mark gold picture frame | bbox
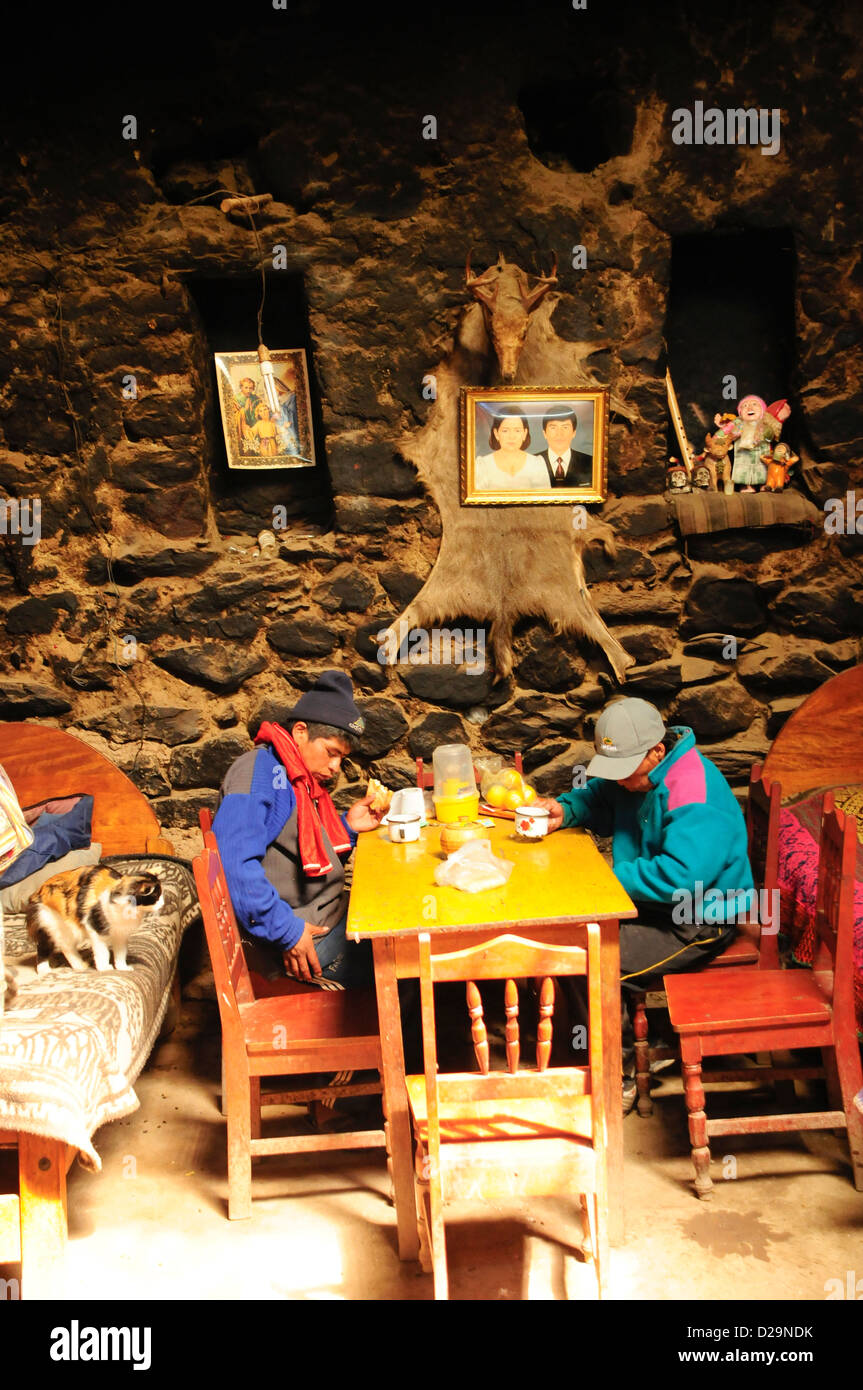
[460,386,608,505]
[215,348,316,470]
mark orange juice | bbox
[433,790,480,823]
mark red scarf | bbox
[255,722,352,877]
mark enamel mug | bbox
[515,806,549,840]
[388,813,422,844]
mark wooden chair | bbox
[192,845,387,1219]
[407,922,611,1299]
[415,751,523,790]
[665,795,863,1199]
[632,762,782,1117]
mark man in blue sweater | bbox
[537,696,754,1108]
[213,671,384,989]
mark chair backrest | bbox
[812,796,858,1021]
[416,752,523,791]
[745,762,782,967]
[192,847,256,1016]
[199,806,214,838]
[416,924,605,1171]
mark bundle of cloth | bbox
[777,788,863,1036]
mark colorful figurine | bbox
[714,396,791,492]
[762,440,798,491]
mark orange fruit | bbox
[503,789,522,812]
[486,784,507,808]
[501,769,523,790]
[521,784,537,803]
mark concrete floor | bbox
[6,994,860,1303]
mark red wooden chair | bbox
[407,923,611,1299]
[415,751,523,790]
[665,795,863,1198]
[632,762,782,1116]
[192,845,387,1219]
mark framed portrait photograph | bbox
[215,348,316,470]
[460,386,608,505]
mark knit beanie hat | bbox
[289,670,365,736]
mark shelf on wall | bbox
[668,489,821,540]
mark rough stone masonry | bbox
[0,2,861,826]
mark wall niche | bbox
[186,273,332,536]
[666,227,797,454]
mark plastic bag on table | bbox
[433,838,513,893]
[474,755,504,800]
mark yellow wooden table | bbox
[347,820,636,1260]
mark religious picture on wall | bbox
[215,349,316,470]
[460,387,608,505]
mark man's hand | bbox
[532,796,565,832]
[283,924,322,982]
[344,791,385,833]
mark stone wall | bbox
[1,1,861,825]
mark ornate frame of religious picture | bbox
[215,348,316,470]
[459,386,608,505]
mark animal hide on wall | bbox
[378,297,636,682]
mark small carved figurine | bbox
[699,427,736,492]
[666,458,691,493]
[692,461,712,490]
[762,440,798,492]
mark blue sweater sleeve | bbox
[613,801,740,909]
[213,777,308,952]
[556,778,616,837]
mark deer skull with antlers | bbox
[465,251,558,381]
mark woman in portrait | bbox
[474,404,549,491]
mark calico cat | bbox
[26,865,164,975]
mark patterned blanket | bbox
[0,856,198,1170]
[777,805,863,1036]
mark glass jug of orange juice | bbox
[432,744,479,823]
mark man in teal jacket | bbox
[538,697,754,1108]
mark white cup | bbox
[515,806,549,840]
[389,787,426,821]
[388,813,422,843]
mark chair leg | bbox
[383,1084,395,1206]
[593,1192,609,1300]
[250,1077,261,1141]
[426,1156,448,1300]
[578,1193,607,1298]
[834,1042,863,1191]
[225,1054,253,1221]
[579,1192,593,1259]
[632,991,653,1117]
[220,1050,228,1118]
[682,1053,713,1200]
[414,1145,432,1275]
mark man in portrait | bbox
[536,405,593,488]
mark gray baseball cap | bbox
[586,698,667,781]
